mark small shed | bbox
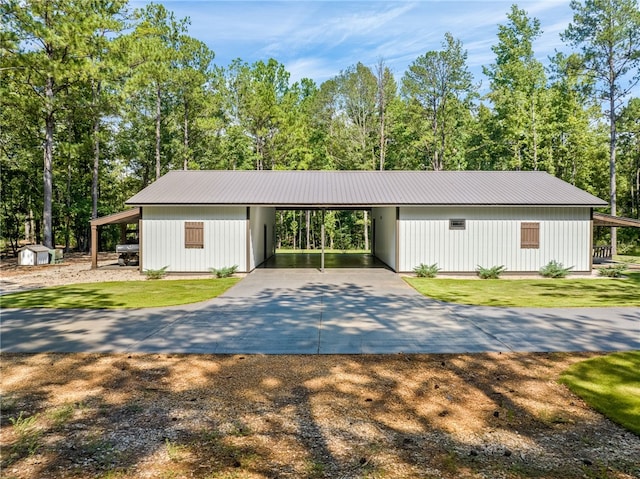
[18,245,50,266]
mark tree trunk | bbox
[155,83,162,180]
[609,87,617,256]
[634,165,640,218]
[278,211,282,249]
[363,210,369,251]
[531,96,538,170]
[376,61,386,171]
[65,161,72,252]
[305,210,311,249]
[43,75,55,248]
[298,211,302,250]
[183,100,189,170]
[92,80,101,220]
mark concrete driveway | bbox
[1,268,638,354]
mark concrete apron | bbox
[1,268,639,354]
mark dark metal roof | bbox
[126,170,607,207]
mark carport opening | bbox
[266,208,385,269]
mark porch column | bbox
[91,224,98,270]
[321,208,325,273]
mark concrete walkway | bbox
[1,269,638,354]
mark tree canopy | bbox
[1,0,639,254]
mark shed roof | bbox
[20,244,51,253]
[126,170,607,207]
[593,212,640,228]
[90,207,140,226]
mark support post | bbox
[589,208,594,271]
[321,208,325,273]
[91,224,98,270]
[395,207,400,273]
[138,219,143,273]
[245,207,251,273]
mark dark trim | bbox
[394,207,400,273]
[245,207,251,273]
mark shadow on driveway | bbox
[1,269,638,354]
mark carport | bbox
[89,208,141,270]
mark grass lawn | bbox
[404,272,640,307]
[0,278,240,309]
[615,254,640,264]
[560,351,640,435]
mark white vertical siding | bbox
[398,207,591,273]
[249,207,276,270]
[142,206,247,272]
[372,207,397,270]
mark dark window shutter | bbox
[185,221,204,248]
[521,222,540,249]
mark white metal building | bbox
[125,170,606,273]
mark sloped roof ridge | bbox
[126,169,606,207]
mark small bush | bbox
[598,263,628,278]
[9,412,42,456]
[617,242,639,255]
[476,265,506,279]
[143,265,168,280]
[210,265,238,278]
[539,260,573,278]
[413,263,440,278]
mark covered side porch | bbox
[592,212,640,261]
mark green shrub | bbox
[617,242,639,255]
[598,263,628,278]
[539,260,573,278]
[210,265,238,278]
[476,265,506,279]
[143,265,169,280]
[413,263,440,278]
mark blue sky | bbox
[131,0,576,89]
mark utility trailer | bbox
[116,244,139,266]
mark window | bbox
[449,219,466,230]
[521,222,540,249]
[185,221,204,248]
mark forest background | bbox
[1,0,639,256]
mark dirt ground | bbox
[0,253,213,294]
[1,256,639,478]
[1,353,639,479]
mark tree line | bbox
[1,0,639,255]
